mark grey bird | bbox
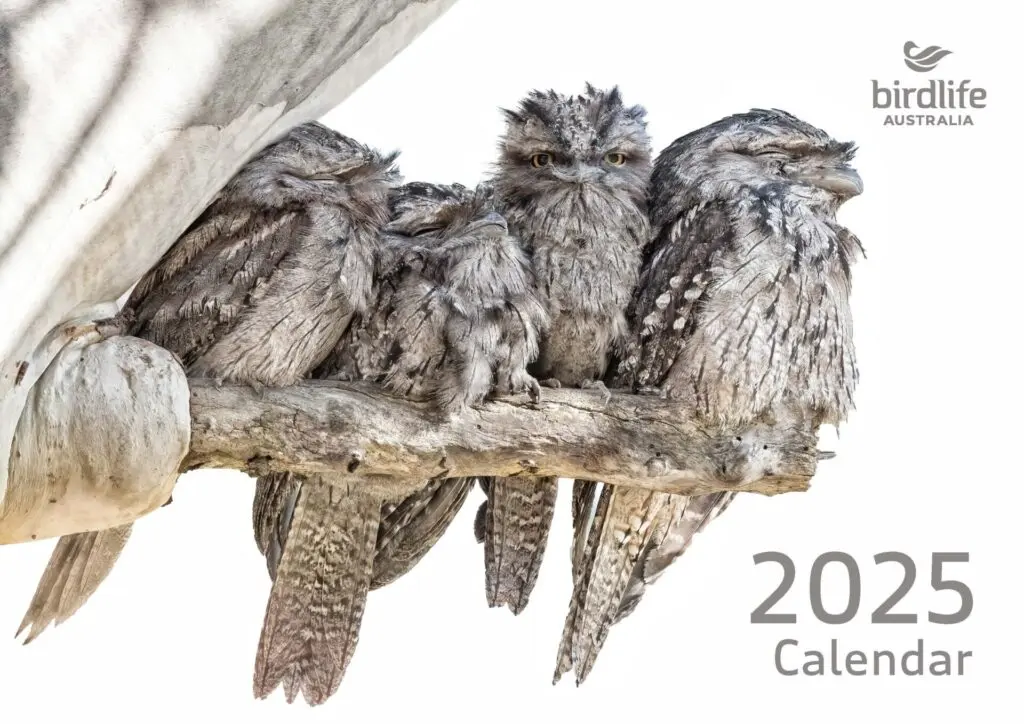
[251,181,549,706]
[471,85,652,615]
[554,108,864,684]
[16,122,399,644]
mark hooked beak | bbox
[465,211,508,235]
[792,165,864,199]
[552,164,603,184]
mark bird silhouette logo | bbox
[903,42,953,72]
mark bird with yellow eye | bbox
[529,151,628,167]
[465,84,653,631]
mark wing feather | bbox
[127,204,307,372]
[371,478,474,589]
[615,200,734,394]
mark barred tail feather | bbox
[483,475,558,614]
[614,491,736,623]
[555,485,669,685]
[17,525,133,643]
[553,480,603,684]
[253,479,380,706]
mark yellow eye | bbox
[530,153,553,168]
[604,152,627,166]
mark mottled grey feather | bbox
[254,480,380,707]
[253,472,303,580]
[16,525,132,643]
[371,477,474,590]
[621,108,862,422]
[554,485,670,684]
[253,181,547,703]
[320,181,548,411]
[556,108,864,683]
[19,123,398,649]
[478,84,652,615]
[482,476,558,614]
[614,491,733,623]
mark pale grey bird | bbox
[251,181,549,706]
[553,108,864,684]
[16,122,399,644]
[471,85,652,615]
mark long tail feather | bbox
[614,491,736,623]
[371,478,473,589]
[483,475,558,614]
[253,478,380,706]
[553,480,601,684]
[253,472,302,579]
[17,525,133,643]
[554,485,670,685]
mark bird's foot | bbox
[579,379,612,407]
[519,374,542,404]
[495,371,542,404]
[90,307,136,340]
[247,379,267,397]
[93,316,128,340]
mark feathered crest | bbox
[500,83,647,132]
[494,84,652,183]
[250,122,401,181]
[387,181,470,217]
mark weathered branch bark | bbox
[186,380,821,497]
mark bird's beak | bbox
[793,165,864,199]
[552,164,602,184]
[466,211,508,235]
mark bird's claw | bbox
[526,377,542,404]
[493,372,542,404]
[247,380,267,397]
[93,312,131,340]
[580,379,612,407]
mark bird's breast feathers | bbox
[680,205,858,424]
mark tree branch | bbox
[186,380,822,497]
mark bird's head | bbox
[651,109,861,227]
[385,182,510,250]
[383,182,536,322]
[232,122,401,224]
[493,84,652,204]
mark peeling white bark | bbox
[0,0,460,502]
[0,334,190,544]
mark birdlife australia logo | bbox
[903,42,952,72]
[871,42,986,127]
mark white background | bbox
[2,0,1021,721]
